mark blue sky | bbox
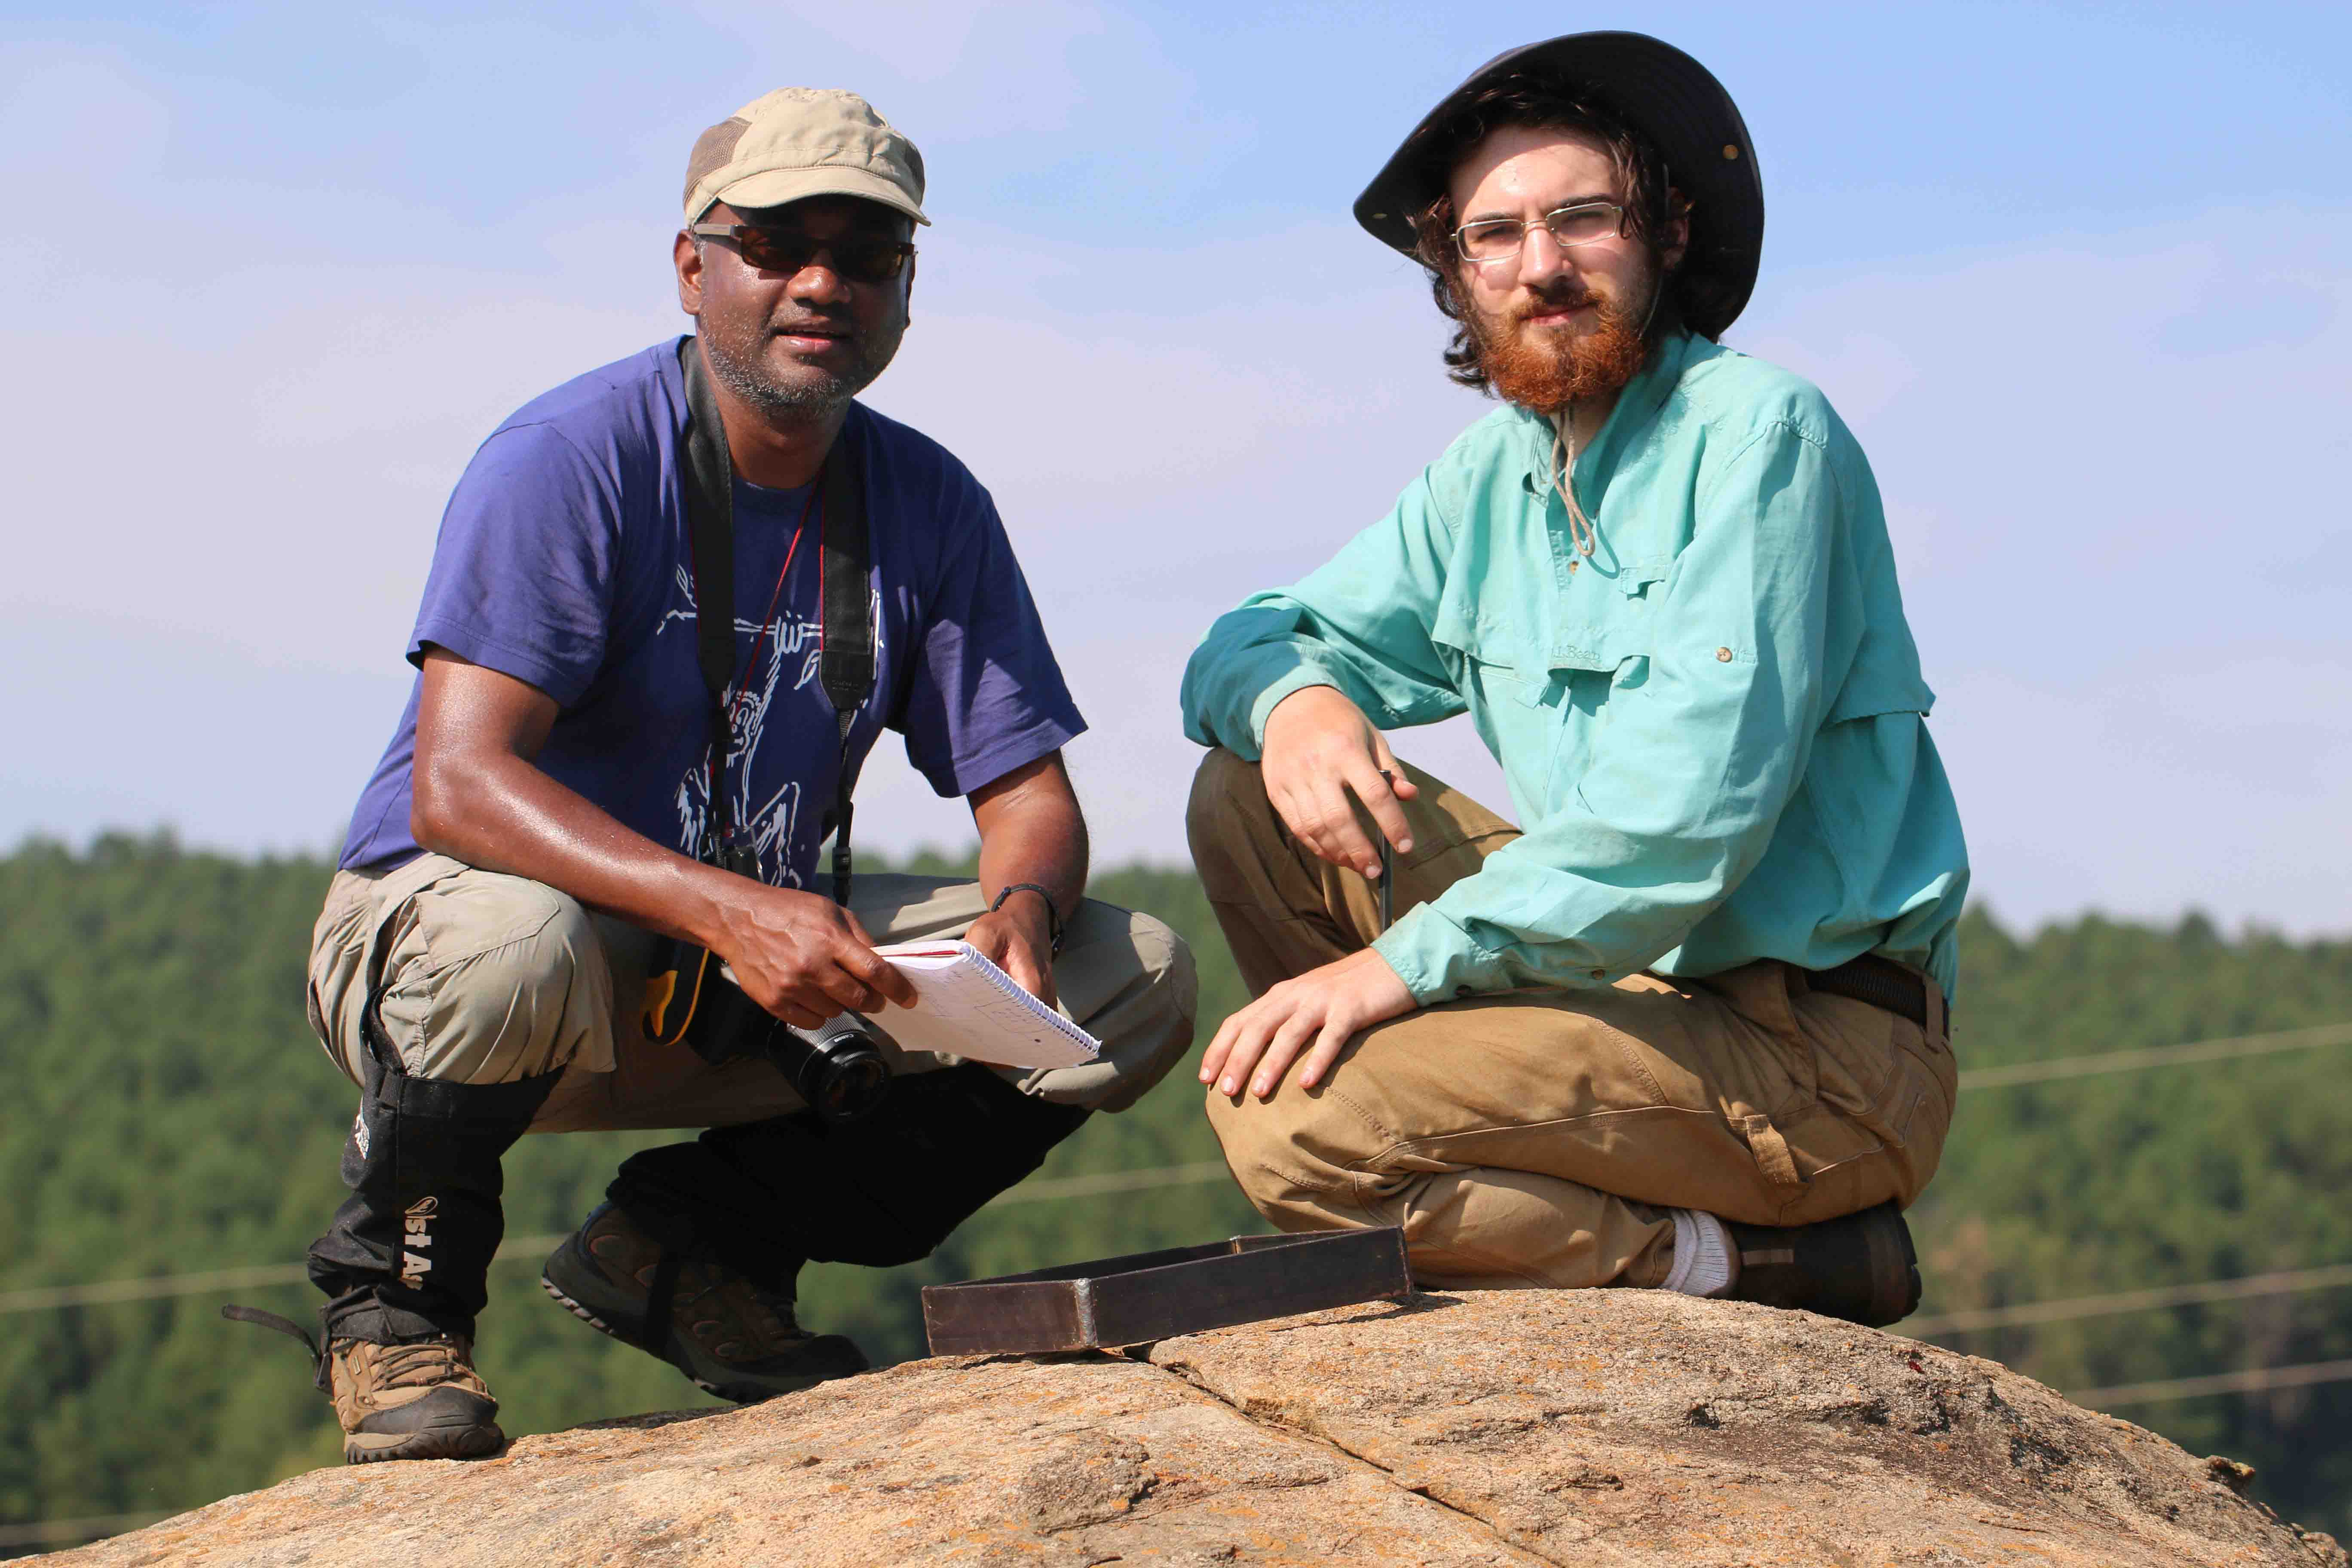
[3,0,2347,934]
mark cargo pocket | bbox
[1791,992,1950,1210]
[1806,995,1953,1154]
[307,871,379,1072]
[1879,1020,1957,1193]
[1677,962,1824,1200]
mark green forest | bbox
[4,834,2350,1551]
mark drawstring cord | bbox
[1549,409,1598,560]
[1546,267,1669,563]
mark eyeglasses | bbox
[1452,202,1627,265]
[687,225,916,284]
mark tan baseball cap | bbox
[683,88,928,228]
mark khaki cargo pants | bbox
[307,856,1197,1127]
[1188,749,1955,1290]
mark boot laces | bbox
[371,1337,484,1393]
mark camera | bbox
[683,967,894,1125]
[766,1011,894,1124]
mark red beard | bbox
[1473,282,1653,414]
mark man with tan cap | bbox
[251,89,1195,1463]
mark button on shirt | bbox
[1181,330,1968,1004]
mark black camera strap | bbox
[677,336,875,906]
[815,398,876,906]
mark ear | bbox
[675,229,705,318]
[902,249,917,318]
[1659,190,1691,275]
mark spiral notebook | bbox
[872,941,1102,1070]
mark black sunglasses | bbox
[688,224,915,284]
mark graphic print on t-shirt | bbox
[334,346,1087,882]
[658,562,883,888]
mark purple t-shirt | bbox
[339,339,1084,888]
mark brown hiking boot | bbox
[541,1202,867,1403]
[325,1335,505,1464]
[222,1304,505,1464]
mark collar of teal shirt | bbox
[1513,326,1703,503]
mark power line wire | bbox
[992,1160,1229,1204]
[1908,1262,2352,1337]
[2070,1357,2352,1410]
[1957,1021,2352,1090]
[0,1163,1237,1315]
[6,1017,2348,1317]
[0,1264,318,1314]
[0,1509,176,1552]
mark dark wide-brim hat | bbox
[1354,31,1764,340]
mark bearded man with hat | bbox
[258,88,1196,1463]
[1182,34,1967,1323]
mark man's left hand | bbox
[1201,947,1417,1101]
[965,900,1058,1008]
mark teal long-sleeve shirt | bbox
[1181,330,1969,1004]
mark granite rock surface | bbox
[51,1291,2345,1567]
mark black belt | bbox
[1804,953,1931,1029]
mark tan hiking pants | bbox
[306,855,1196,1129]
[1187,749,1954,1290]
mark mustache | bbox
[769,313,856,337]
[1504,283,1606,327]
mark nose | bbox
[785,254,856,309]
[1513,223,1575,290]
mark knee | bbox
[1185,747,1275,890]
[1201,1078,1259,1165]
[1187,746,1268,833]
[1125,909,1197,1028]
[1051,903,1197,1112]
[1206,1084,1323,1225]
[380,876,609,1084]
[1203,1075,1369,1210]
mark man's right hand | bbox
[707,883,919,1030]
[1259,685,1419,878]
[409,649,919,1029]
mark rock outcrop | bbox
[55,1290,2345,1566]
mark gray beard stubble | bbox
[698,318,877,420]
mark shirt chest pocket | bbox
[1545,557,1668,688]
[1433,558,1667,715]
[1530,560,1669,801]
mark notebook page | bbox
[872,941,1101,1070]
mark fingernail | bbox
[1220,1078,1237,1094]
[1398,838,1413,852]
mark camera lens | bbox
[805,1050,892,1123]
[778,1014,893,1124]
